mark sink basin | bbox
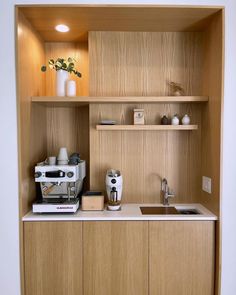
[140,206,179,215]
[140,206,202,215]
[176,208,200,215]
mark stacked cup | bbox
[57,147,69,165]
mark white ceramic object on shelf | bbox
[182,114,191,125]
[56,70,69,96]
[57,147,69,164]
[171,114,180,125]
[66,80,76,97]
[134,109,145,125]
[48,156,57,165]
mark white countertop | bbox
[22,203,217,221]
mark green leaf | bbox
[55,61,62,68]
[49,59,54,65]
[68,62,74,69]
[62,62,67,69]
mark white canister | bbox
[181,114,191,125]
[56,69,69,96]
[66,80,76,97]
[171,115,180,125]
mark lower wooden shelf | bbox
[96,124,198,131]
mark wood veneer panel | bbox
[89,31,203,203]
[19,6,221,42]
[46,105,89,189]
[45,42,88,96]
[89,32,203,97]
[201,13,223,216]
[17,11,47,217]
[32,95,209,104]
[149,221,215,295]
[90,103,201,203]
[24,222,83,295]
[83,221,148,295]
[96,124,198,130]
[201,11,224,295]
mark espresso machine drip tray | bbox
[35,198,79,204]
[33,198,80,213]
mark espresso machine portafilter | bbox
[106,169,123,211]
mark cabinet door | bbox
[83,221,148,295]
[149,221,215,295]
[24,222,83,295]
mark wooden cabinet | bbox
[149,221,215,295]
[83,221,149,295]
[24,222,83,295]
[24,221,215,295]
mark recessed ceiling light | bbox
[55,24,70,33]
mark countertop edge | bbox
[22,203,218,222]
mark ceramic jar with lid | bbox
[161,115,169,125]
[181,114,191,125]
[171,114,179,125]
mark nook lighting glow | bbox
[55,24,70,33]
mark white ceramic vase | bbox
[171,115,180,125]
[56,69,69,96]
[66,80,76,96]
[182,114,191,125]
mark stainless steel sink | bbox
[140,206,201,215]
[176,208,200,215]
[140,206,179,215]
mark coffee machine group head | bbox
[106,169,123,211]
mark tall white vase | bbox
[56,69,69,96]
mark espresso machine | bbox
[33,160,86,213]
[106,169,123,211]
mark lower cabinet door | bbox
[24,221,83,295]
[149,221,215,295]
[83,221,149,295]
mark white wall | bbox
[0,0,235,294]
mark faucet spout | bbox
[161,178,175,206]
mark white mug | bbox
[48,156,57,165]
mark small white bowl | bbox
[107,204,121,211]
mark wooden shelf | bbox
[31,96,208,106]
[96,125,198,131]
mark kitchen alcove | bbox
[16,5,224,295]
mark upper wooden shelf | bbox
[32,96,208,106]
[96,125,198,131]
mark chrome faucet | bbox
[161,178,175,206]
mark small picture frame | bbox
[134,109,145,125]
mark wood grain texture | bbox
[46,105,89,189]
[19,6,221,42]
[89,32,203,97]
[149,221,215,295]
[24,222,83,295]
[45,42,88,96]
[17,11,47,217]
[89,31,203,203]
[32,95,209,104]
[201,13,223,216]
[201,11,224,295]
[96,125,198,130]
[83,221,148,295]
[90,103,202,203]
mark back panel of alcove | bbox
[89,31,203,203]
